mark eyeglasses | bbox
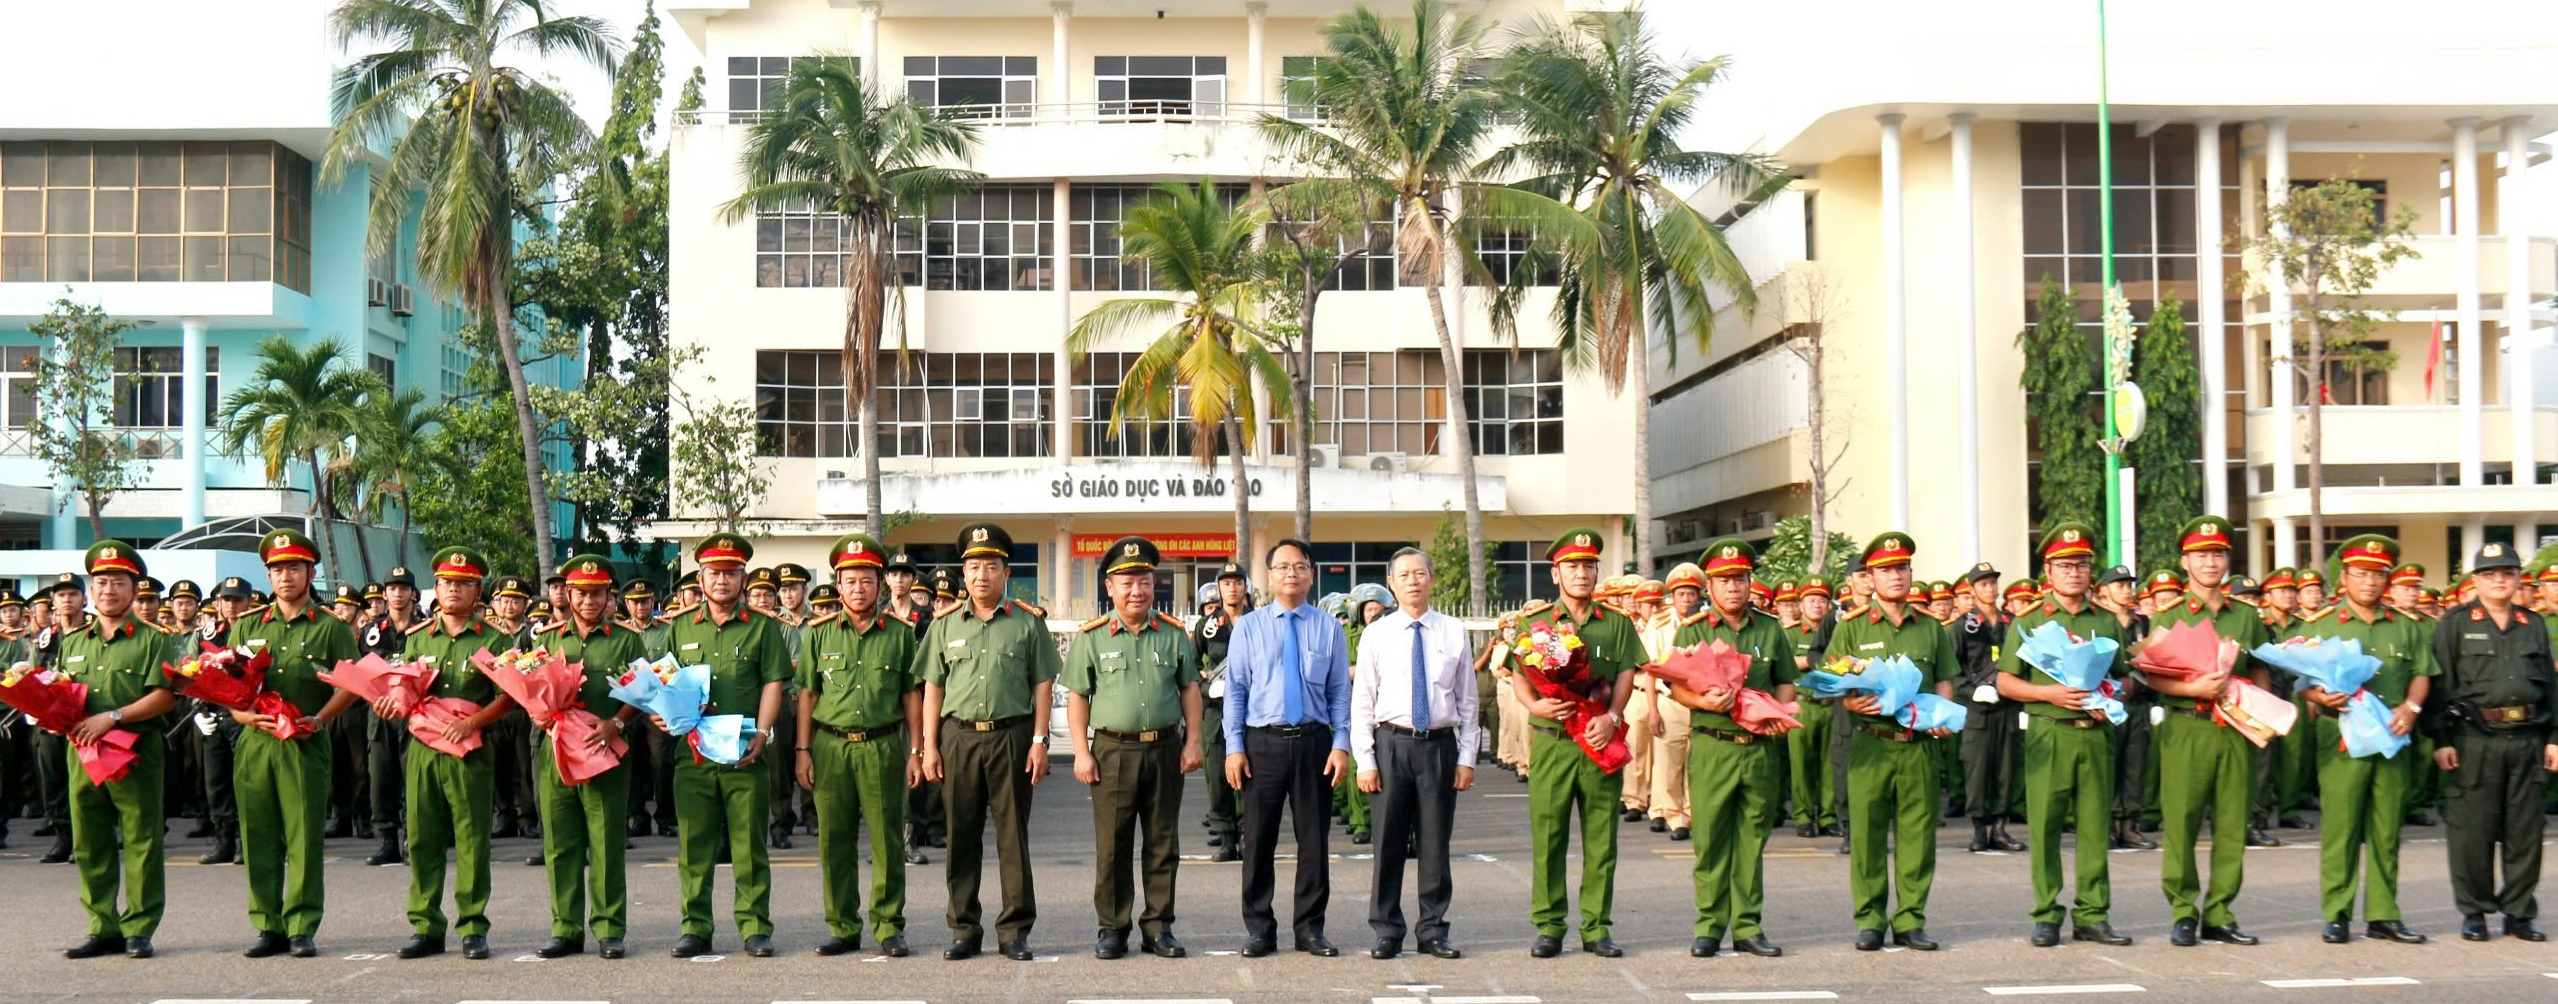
[1269,562,1312,574]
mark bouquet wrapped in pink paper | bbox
[75,727,140,785]
[2133,621,2294,747]
[0,662,92,734]
[406,696,486,757]
[319,653,439,718]
[473,648,626,785]
[1511,619,1631,773]
[1645,640,1801,735]
[547,714,628,784]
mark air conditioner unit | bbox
[1365,452,1409,474]
[1307,444,1340,468]
[366,277,388,306]
[388,284,415,316]
[1739,510,1775,532]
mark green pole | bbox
[2096,0,2123,567]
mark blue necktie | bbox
[1409,620,1431,731]
[1279,608,1305,725]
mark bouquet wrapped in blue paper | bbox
[2018,620,2126,723]
[2251,637,2408,759]
[608,655,711,736]
[1803,654,1923,717]
[1901,693,1970,733]
[689,714,762,765]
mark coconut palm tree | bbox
[324,0,618,581]
[1258,0,1594,609]
[1067,181,1294,550]
[719,56,982,535]
[1486,9,1784,572]
[217,336,383,581]
[350,387,443,569]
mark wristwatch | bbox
[1029,733,1048,745]
[107,709,123,723]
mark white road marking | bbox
[1374,998,1541,1004]
[772,1000,928,1004]
[454,1000,611,1004]
[149,1000,313,1004]
[1688,993,1841,1001]
[1065,999,1235,1004]
[2261,977,2420,989]
[1981,985,2146,996]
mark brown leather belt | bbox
[2046,716,2100,730]
[1857,723,1921,743]
[1095,726,1178,743]
[1379,723,1452,740]
[1692,725,1759,745]
[943,714,1031,733]
[819,722,897,744]
[2480,704,2538,724]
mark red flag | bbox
[2425,319,2444,401]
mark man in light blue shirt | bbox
[1221,538,1352,958]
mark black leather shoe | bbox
[744,934,774,957]
[1295,935,1338,957]
[2030,923,2060,948]
[2244,825,2282,847]
[2073,922,2131,946]
[2170,919,2199,947]
[1855,929,1885,951]
[670,934,712,958]
[398,935,445,959]
[1796,824,1818,838]
[599,937,625,959]
[1671,827,1691,841]
[1990,822,2028,852]
[2200,923,2258,946]
[656,822,677,838]
[493,818,521,839]
[2366,921,2426,944]
[2278,813,2306,829]
[1581,937,1622,958]
[289,935,317,958]
[817,936,859,957]
[1097,929,1128,960]
[1732,934,1782,957]
[536,937,583,959]
[2461,915,2491,941]
[1690,935,1720,958]
[244,931,290,958]
[461,935,490,960]
[1419,938,1460,959]
[769,831,792,850]
[1212,843,1240,862]
[880,935,910,956]
[901,843,927,864]
[1529,934,1562,958]
[1969,821,1993,853]
[1349,830,1371,845]
[1893,929,1938,951]
[1647,818,1667,833]
[63,935,125,960]
[1000,939,1034,961]
[2321,921,2349,944]
[1370,938,1399,960]
[366,834,403,867]
[325,818,352,839]
[524,853,543,867]
[943,937,980,960]
[1835,840,1851,856]
[178,820,208,839]
[200,833,238,865]
[2506,918,2546,942]
[628,818,650,838]
[1144,932,1186,958]
[1621,808,1645,822]
[40,834,72,864]
[1819,823,1846,838]
[1240,938,1275,958]
[125,936,153,959]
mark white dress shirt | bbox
[1350,606,1480,773]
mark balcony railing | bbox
[0,428,187,459]
[681,101,1302,129]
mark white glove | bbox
[194,711,221,736]
[2149,704,2166,727]
[1972,684,2000,705]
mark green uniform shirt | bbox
[228,604,360,718]
[658,605,791,718]
[1669,606,1797,731]
[52,616,177,714]
[402,614,512,704]
[2426,601,2558,735]
[914,600,1061,721]
[1514,601,1643,684]
[2150,592,2270,679]
[1996,599,2125,721]
[799,611,922,731]
[1060,613,1199,734]
[2286,603,2438,706]
[1821,603,1958,728]
[538,619,653,718]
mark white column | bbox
[1050,2,1072,106]
[181,316,208,530]
[1053,176,1074,459]
[2506,119,2535,487]
[2271,516,2296,571]
[1879,113,1909,529]
[2462,517,2486,571]
[2196,120,2229,517]
[859,2,881,91]
[2265,119,2295,498]
[1246,2,1268,106]
[1054,519,1074,611]
[1949,113,1981,560]
[2454,117,2483,489]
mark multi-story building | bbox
[1652,11,2558,581]
[0,0,582,588]
[663,0,1636,613]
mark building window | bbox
[0,140,309,293]
[1262,185,1397,291]
[1470,218,1553,287]
[111,345,218,428]
[1072,352,1198,459]
[368,352,396,389]
[754,350,1053,459]
[757,185,1053,291]
[726,56,846,121]
[2296,341,2389,406]
[753,201,848,288]
[904,56,1036,119]
[1278,56,1329,119]
[1095,56,1225,118]
[1464,349,1564,455]
[1069,183,1245,291]
[1296,349,1564,457]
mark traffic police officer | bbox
[2425,540,2558,943]
[659,532,791,959]
[1512,528,1640,959]
[229,530,361,959]
[530,554,648,960]
[1662,538,1796,959]
[2292,534,2433,945]
[54,542,180,960]
[1193,560,1249,862]
[2144,515,2270,947]
[1996,523,2131,949]
[1063,536,1204,961]
[797,533,923,959]
[1824,532,1959,952]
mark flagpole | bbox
[2097,0,2126,567]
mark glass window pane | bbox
[93,189,133,233]
[184,142,227,186]
[137,142,181,186]
[93,143,135,187]
[228,188,272,233]
[185,188,224,231]
[0,142,42,186]
[2022,188,2063,254]
[944,55,1001,75]
[137,188,178,233]
[228,144,272,185]
[229,235,271,281]
[184,235,224,281]
[137,236,179,281]
[2061,124,2098,186]
[92,236,133,281]
[45,189,88,234]
[2,190,39,233]
[46,144,90,186]
[1,236,38,281]
[47,236,89,281]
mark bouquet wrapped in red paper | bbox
[473,648,627,785]
[164,643,310,740]
[1511,619,1632,773]
[406,696,486,757]
[76,727,141,785]
[1,662,93,734]
[2132,620,2294,748]
[319,653,439,718]
[1645,640,1802,736]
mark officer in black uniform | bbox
[2426,541,2558,942]
[1192,561,1249,862]
[1952,562,2025,853]
[356,566,426,866]
[196,576,257,865]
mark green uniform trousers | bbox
[69,731,165,939]
[2269,694,2316,816]
[1332,765,1369,834]
[1526,726,1620,940]
[237,729,329,937]
[2313,717,2408,922]
[1687,733,1778,938]
[811,729,907,940]
[941,721,1037,944]
[2404,734,2442,815]
[1846,729,1937,934]
[2022,721,2114,926]
[1198,700,1239,835]
[2157,713,2251,925]
[1091,733,1184,937]
[2443,731,2548,920]
[674,756,774,938]
[404,741,494,938]
[1786,701,1837,829]
[536,744,629,940]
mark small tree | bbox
[2019,275,2102,535]
[2129,294,2203,574]
[1425,503,1499,613]
[670,382,771,535]
[23,297,145,542]
[2233,176,2416,556]
[1258,183,1389,543]
[1757,514,1857,586]
[1782,269,1852,573]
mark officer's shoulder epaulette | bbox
[1517,599,1552,617]
[804,611,842,628]
[1078,615,1112,632]
[1680,610,1711,627]
[537,620,570,636]
[404,619,437,636]
[2229,595,2260,611]
[664,603,699,619]
[1598,600,1631,616]
[1012,598,1047,618]
[1154,611,1184,631]
[239,604,270,621]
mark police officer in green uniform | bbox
[1194,561,1249,862]
[2143,515,2270,947]
[529,554,648,960]
[1663,538,1797,959]
[2290,534,2434,945]
[796,533,922,959]
[885,549,943,861]
[54,542,181,960]
[658,532,791,959]
[748,565,806,850]
[2426,540,2558,943]
[228,530,362,959]
[357,566,424,867]
[917,522,1060,962]
[1064,537,1204,961]
[390,546,515,961]
[1513,528,1640,959]
[2388,563,2444,827]
[1824,532,1959,952]
[1995,523,2132,949]
[1785,575,1840,839]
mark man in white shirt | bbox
[1352,547,1479,961]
